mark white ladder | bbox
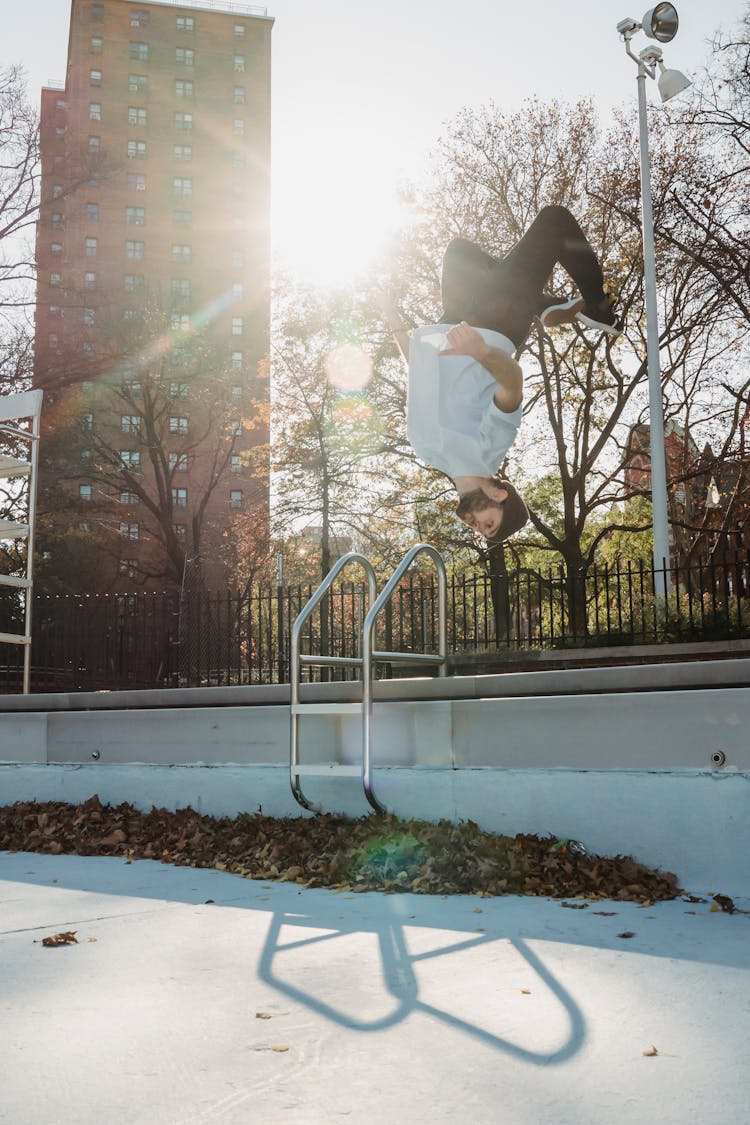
[0,389,43,694]
[290,544,447,813]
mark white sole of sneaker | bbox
[538,297,585,327]
[576,311,623,338]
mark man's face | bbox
[459,499,504,540]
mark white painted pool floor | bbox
[1,852,748,1125]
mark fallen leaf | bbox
[87,937,97,943]
[561,901,589,910]
[271,1045,289,1052]
[204,899,214,904]
[520,988,531,995]
[710,904,720,913]
[256,1012,272,1020]
[642,1045,658,1057]
[617,931,636,939]
[682,895,707,904]
[473,907,483,914]
[593,911,617,916]
[41,931,78,947]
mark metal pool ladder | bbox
[290,544,447,813]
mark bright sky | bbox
[3,0,746,286]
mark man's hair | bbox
[455,479,529,544]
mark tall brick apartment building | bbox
[34,0,272,591]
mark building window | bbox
[234,23,246,37]
[129,42,149,61]
[83,308,95,326]
[48,333,59,349]
[50,272,62,287]
[233,118,245,136]
[90,70,102,86]
[52,184,63,199]
[79,484,93,501]
[174,112,193,131]
[171,244,191,263]
[175,80,193,99]
[231,283,244,299]
[176,16,194,31]
[127,172,146,191]
[84,271,96,290]
[231,385,243,402]
[125,206,146,225]
[169,416,189,435]
[172,487,188,508]
[175,47,194,66]
[88,136,101,154]
[173,523,187,542]
[82,381,94,394]
[83,342,95,357]
[231,317,243,336]
[90,36,103,54]
[89,102,101,120]
[118,559,139,579]
[231,351,243,369]
[123,378,142,394]
[119,522,140,540]
[173,144,192,162]
[49,305,63,318]
[233,86,245,104]
[91,3,104,20]
[172,176,192,197]
[168,452,189,472]
[170,347,189,367]
[169,381,189,399]
[85,237,97,256]
[172,210,191,226]
[230,454,241,473]
[171,279,191,299]
[121,415,141,433]
[125,240,145,259]
[231,250,244,268]
[230,490,243,509]
[55,126,67,138]
[231,150,245,167]
[124,273,144,292]
[130,9,149,27]
[127,140,147,160]
[127,106,147,126]
[120,451,141,470]
[229,419,243,436]
[170,313,190,332]
[234,55,245,73]
[82,412,94,431]
[51,212,63,228]
[120,490,139,505]
[128,74,147,93]
[86,202,99,221]
[50,243,62,259]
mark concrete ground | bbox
[1,851,748,1125]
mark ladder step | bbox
[0,631,31,645]
[299,654,363,668]
[292,764,361,777]
[0,520,30,540]
[0,574,32,589]
[0,456,31,479]
[372,649,445,665]
[291,702,361,715]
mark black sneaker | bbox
[538,297,585,329]
[576,299,624,338]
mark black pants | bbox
[441,206,607,349]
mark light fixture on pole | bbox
[617,3,691,596]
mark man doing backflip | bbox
[386,205,622,544]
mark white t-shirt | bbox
[407,323,523,480]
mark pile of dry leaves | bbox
[0,796,680,902]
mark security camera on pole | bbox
[617,3,691,600]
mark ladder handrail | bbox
[290,552,378,811]
[361,543,448,812]
[288,544,447,816]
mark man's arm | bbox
[441,322,523,413]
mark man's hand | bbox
[441,322,523,414]
[440,321,491,362]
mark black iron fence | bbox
[1,552,748,693]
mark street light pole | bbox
[635,54,671,594]
[618,4,691,598]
